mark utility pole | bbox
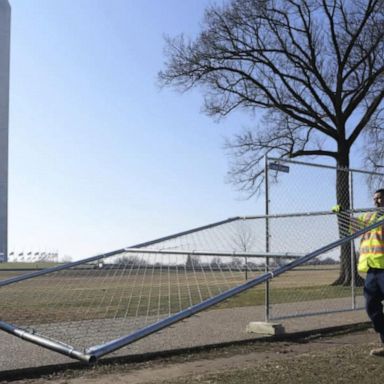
[0,0,10,262]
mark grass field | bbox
[0,264,360,325]
[0,261,60,270]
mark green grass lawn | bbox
[0,264,361,324]
[0,261,60,270]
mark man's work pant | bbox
[364,268,384,343]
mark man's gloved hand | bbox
[332,204,342,213]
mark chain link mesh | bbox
[266,158,384,319]
[1,159,384,359]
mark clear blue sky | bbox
[8,0,263,260]
[8,0,375,261]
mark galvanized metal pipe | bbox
[0,217,242,288]
[242,207,376,220]
[350,171,356,309]
[265,155,271,321]
[3,216,383,363]
[87,203,384,361]
[0,321,94,363]
[122,247,304,259]
[268,156,384,176]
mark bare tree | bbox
[186,254,201,269]
[230,220,255,252]
[115,255,147,266]
[210,256,223,268]
[364,106,384,189]
[159,0,384,285]
[230,220,256,279]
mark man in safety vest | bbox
[353,189,384,356]
[334,189,384,355]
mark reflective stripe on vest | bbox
[358,212,384,273]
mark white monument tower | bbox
[0,0,10,262]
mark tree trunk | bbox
[331,158,364,286]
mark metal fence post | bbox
[244,256,248,281]
[350,170,356,309]
[264,155,270,321]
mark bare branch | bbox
[159,0,384,195]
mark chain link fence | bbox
[265,157,384,320]
[2,157,384,365]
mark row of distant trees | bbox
[113,254,337,269]
[114,254,265,269]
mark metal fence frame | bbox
[264,156,384,321]
[1,218,383,363]
[2,158,384,363]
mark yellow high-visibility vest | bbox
[358,212,384,273]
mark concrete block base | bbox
[246,321,285,335]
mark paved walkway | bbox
[0,301,371,375]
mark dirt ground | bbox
[3,327,384,384]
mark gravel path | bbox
[0,300,370,374]
[5,329,380,384]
